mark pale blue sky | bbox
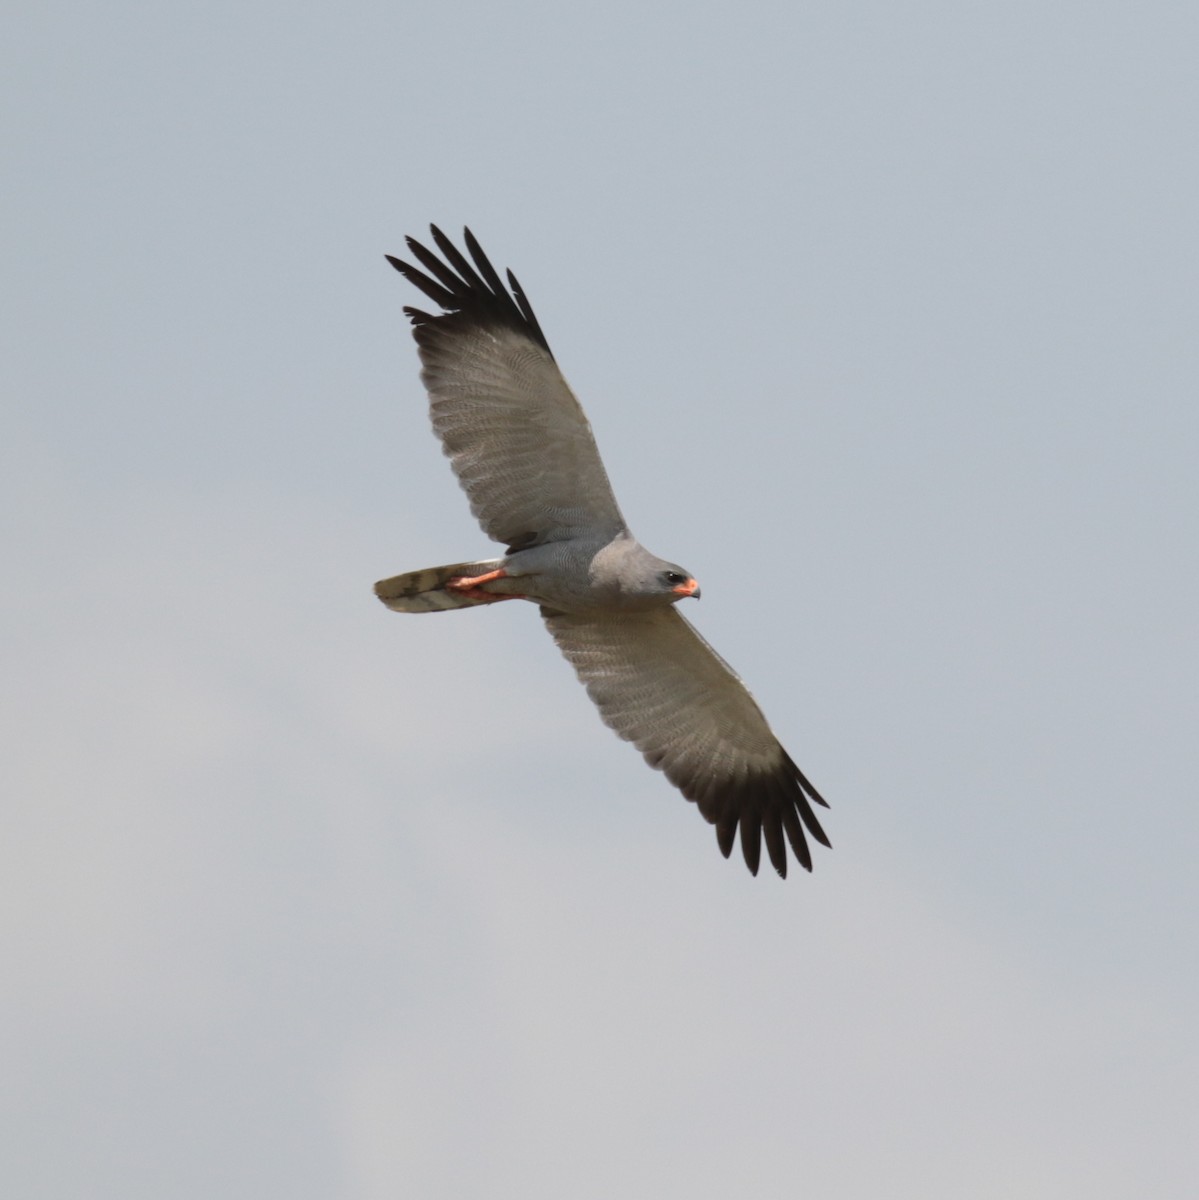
[4,2,1197,1197]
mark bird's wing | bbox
[541,606,830,877]
[387,227,626,550]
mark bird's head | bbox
[590,538,702,609]
[659,566,701,601]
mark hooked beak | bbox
[672,577,701,600]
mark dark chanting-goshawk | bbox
[375,227,831,877]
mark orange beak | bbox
[672,577,701,599]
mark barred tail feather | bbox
[374,559,507,613]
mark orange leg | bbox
[445,567,525,601]
[446,567,508,591]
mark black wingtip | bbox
[386,225,553,357]
[784,749,830,809]
[701,760,829,878]
[716,820,736,861]
[740,809,763,876]
[763,816,788,879]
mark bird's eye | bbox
[664,571,686,585]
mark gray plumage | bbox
[375,226,830,877]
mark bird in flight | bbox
[375,226,830,877]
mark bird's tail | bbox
[374,558,509,613]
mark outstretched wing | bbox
[387,227,626,550]
[541,606,830,877]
